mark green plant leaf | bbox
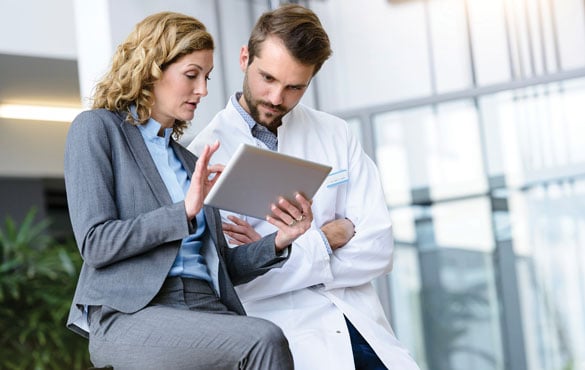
[0,208,90,369]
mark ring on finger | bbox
[288,220,297,227]
[296,214,305,222]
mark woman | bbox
[64,11,312,369]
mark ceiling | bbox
[0,53,80,107]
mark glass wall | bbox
[352,78,585,370]
[307,0,585,368]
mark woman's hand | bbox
[223,215,262,245]
[184,141,224,219]
[268,193,313,252]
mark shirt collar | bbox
[232,92,257,131]
[132,105,173,146]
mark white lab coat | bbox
[188,97,419,370]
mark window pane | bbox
[479,77,585,187]
[413,197,503,370]
[467,0,512,84]
[554,0,585,70]
[373,100,487,205]
[313,0,432,112]
[510,179,585,370]
[428,0,473,93]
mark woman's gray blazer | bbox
[64,109,287,337]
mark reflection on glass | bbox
[428,0,472,93]
[367,77,585,370]
[420,247,504,370]
[389,197,503,370]
[480,78,585,187]
[432,197,494,252]
[510,179,585,370]
[373,100,487,206]
[389,241,426,369]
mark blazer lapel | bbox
[173,140,245,314]
[120,116,172,206]
[203,205,246,314]
[203,206,225,258]
[171,140,196,176]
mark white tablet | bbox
[204,143,332,219]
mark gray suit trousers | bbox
[88,277,293,370]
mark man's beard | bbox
[242,77,287,131]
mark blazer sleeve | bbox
[202,206,288,285]
[225,233,292,285]
[64,111,191,268]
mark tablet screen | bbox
[204,144,332,219]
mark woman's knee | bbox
[244,319,293,369]
[252,319,288,346]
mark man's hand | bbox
[222,193,313,253]
[267,193,313,252]
[321,218,355,250]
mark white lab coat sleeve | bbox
[322,127,394,290]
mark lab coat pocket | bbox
[312,169,348,224]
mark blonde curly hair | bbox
[92,11,214,138]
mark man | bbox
[188,4,420,370]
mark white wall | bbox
[0,0,77,59]
[0,119,69,177]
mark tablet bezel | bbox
[204,143,332,219]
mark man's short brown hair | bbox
[247,4,332,76]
